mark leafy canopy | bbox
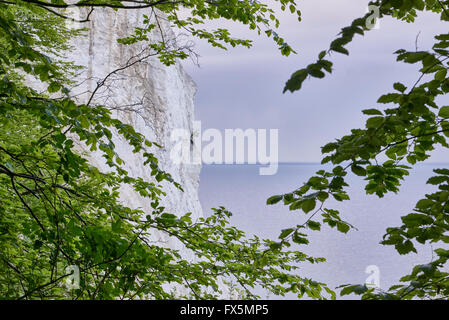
[0,0,336,299]
[270,0,449,299]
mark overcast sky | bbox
[182,0,449,163]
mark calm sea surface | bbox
[199,163,449,299]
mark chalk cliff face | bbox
[68,8,203,252]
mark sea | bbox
[199,163,449,299]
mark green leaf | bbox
[415,199,434,209]
[302,199,317,213]
[307,220,321,231]
[331,45,349,55]
[284,69,308,93]
[354,284,368,294]
[293,232,309,245]
[336,222,350,233]
[402,213,433,227]
[48,81,61,93]
[280,228,294,239]
[340,284,363,296]
[270,242,283,250]
[377,93,400,104]
[366,116,384,129]
[351,165,366,176]
[362,108,383,116]
[393,82,407,92]
[435,69,447,81]
[267,195,283,205]
[318,50,327,60]
[396,240,416,255]
[439,106,449,118]
[308,67,325,78]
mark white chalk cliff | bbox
[68,8,204,255]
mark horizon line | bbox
[202,161,449,165]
